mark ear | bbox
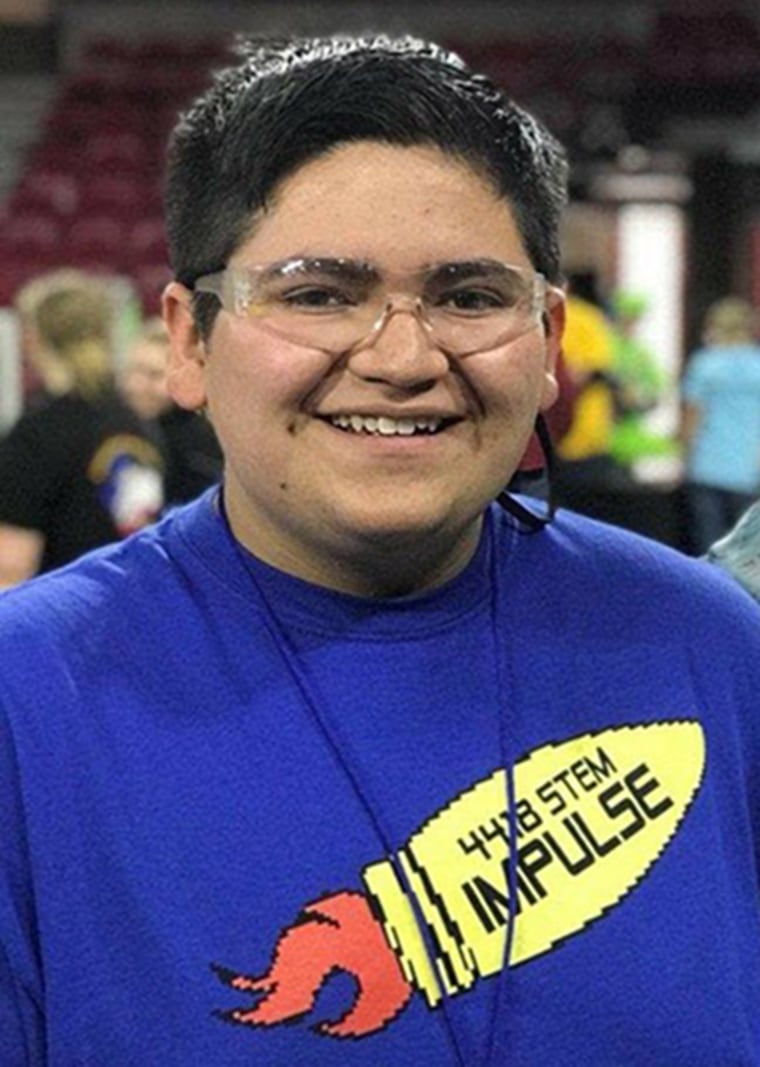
[538,288,565,412]
[161,281,209,411]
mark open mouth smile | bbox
[325,414,454,436]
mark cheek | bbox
[203,330,331,444]
[470,341,550,419]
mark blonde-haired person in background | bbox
[0,270,165,587]
[680,296,760,554]
[119,316,222,505]
[119,315,174,424]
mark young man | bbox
[1,36,759,1066]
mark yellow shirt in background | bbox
[558,295,615,461]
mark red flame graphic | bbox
[213,890,414,1038]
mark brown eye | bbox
[437,288,506,313]
[280,286,354,310]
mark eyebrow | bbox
[424,259,518,282]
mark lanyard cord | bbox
[483,420,559,1056]
[224,508,467,1066]
[221,495,529,1066]
[483,526,519,1065]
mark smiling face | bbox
[163,142,563,596]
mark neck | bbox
[331,527,483,598]
[222,490,484,599]
[38,356,74,395]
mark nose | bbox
[347,298,450,388]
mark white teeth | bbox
[377,417,394,435]
[329,414,444,436]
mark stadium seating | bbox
[0,35,221,310]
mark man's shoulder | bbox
[0,497,229,734]
[0,511,185,653]
[508,503,760,629]
[0,540,138,634]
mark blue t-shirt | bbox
[682,343,760,491]
[1,491,759,1065]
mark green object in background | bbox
[612,333,665,408]
[609,417,678,467]
[609,290,674,467]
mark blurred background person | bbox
[553,271,626,513]
[608,289,676,473]
[707,498,760,605]
[0,270,165,588]
[119,316,222,506]
[680,296,760,554]
[119,314,172,424]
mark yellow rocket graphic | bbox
[215,720,706,1037]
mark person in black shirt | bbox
[0,270,165,587]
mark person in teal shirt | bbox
[681,297,760,553]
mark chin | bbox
[328,495,476,546]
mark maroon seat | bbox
[44,99,148,144]
[3,213,63,255]
[65,215,126,267]
[0,252,62,307]
[8,170,80,218]
[76,176,146,218]
[83,131,152,172]
[131,260,173,314]
[123,216,168,267]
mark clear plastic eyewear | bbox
[192,256,556,356]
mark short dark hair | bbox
[165,34,568,338]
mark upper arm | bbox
[0,526,44,589]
